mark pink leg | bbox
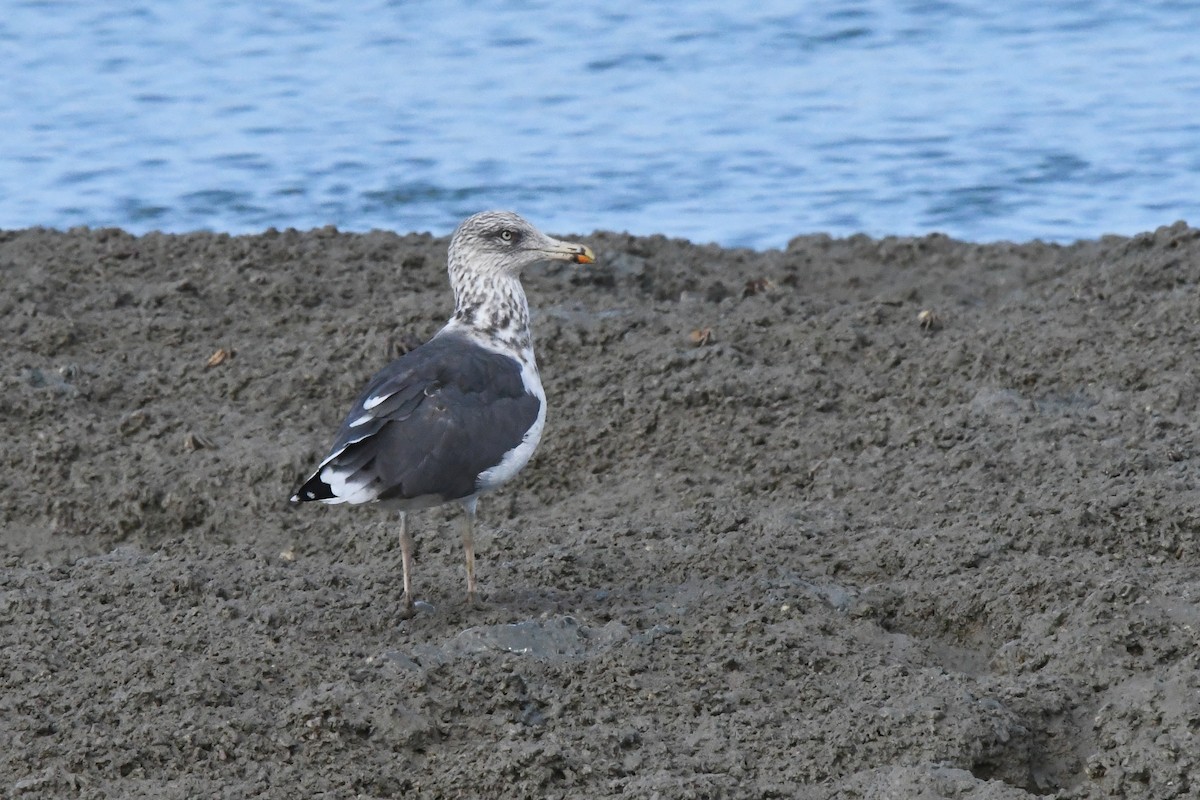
[461,498,481,607]
[398,511,415,618]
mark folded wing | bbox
[293,332,541,506]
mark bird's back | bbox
[293,331,543,508]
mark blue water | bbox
[3,1,1199,249]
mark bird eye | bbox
[499,229,513,242]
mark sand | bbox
[3,221,1200,799]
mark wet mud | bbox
[3,221,1200,798]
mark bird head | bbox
[449,210,595,278]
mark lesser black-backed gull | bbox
[291,210,595,617]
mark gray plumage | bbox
[294,332,540,506]
[292,210,595,616]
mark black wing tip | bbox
[291,474,335,504]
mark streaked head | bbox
[448,211,595,278]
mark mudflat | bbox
[3,222,1199,798]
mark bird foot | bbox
[396,600,416,621]
[395,597,435,621]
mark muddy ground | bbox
[3,219,1200,799]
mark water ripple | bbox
[1,0,1198,246]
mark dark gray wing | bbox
[293,332,541,505]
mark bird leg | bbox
[398,511,415,619]
[461,497,481,607]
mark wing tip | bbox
[291,474,336,504]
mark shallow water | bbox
[4,1,1199,247]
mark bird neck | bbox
[449,272,534,356]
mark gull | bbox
[292,210,595,616]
